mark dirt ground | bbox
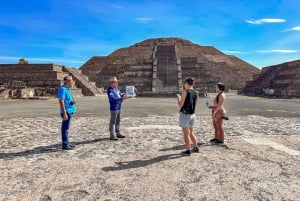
[1,93,300,119]
[0,94,299,201]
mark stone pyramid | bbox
[80,38,259,95]
[240,59,300,98]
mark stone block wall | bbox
[181,57,220,93]
[0,64,67,88]
[0,64,85,98]
[240,60,300,98]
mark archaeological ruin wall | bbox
[240,60,300,98]
[0,64,102,99]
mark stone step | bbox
[63,67,102,96]
[240,61,300,97]
[89,81,97,87]
[76,69,82,74]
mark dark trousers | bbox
[61,113,73,147]
[109,110,121,138]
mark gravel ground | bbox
[0,94,299,201]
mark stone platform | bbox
[240,59,300,98]
[0,64,102,99]
[0,95,299,201]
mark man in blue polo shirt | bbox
[58,75,77,150]
[107,77,128,140]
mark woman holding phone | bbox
[177,77,199,155]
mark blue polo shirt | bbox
[107,86,123,111]
[58,85,76,114]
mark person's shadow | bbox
[159,142,206,152]
[0,138,110,160]
[102,143,211,171]
[102,153,183,171]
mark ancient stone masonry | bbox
[154,44,178,92]
[81,38,259,96]
[240,60,300,98]
[0,64,102,99]
[79,56,108,82]
[62,67,102,96]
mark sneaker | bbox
[181,150,191,155]
[192,147,199,153]
[110,137,119,141]
[116,134,125,138]
[210,138,218,143]
[211,140,224,145]
[62,146,74,150]
[69,144,75,148]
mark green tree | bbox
[18,58,28,64]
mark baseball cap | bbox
[64,75,73,81]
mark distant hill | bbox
[80,37,259,95]
[240,59,300,98]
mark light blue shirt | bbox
[58,85,76,113]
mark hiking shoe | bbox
[181,150,191,156]
[210,138,218,143]
[192,147,199,153]
[62,146,74,150]
[211,140,224,145]
[116,134,125,138]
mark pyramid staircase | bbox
[63,67,102,96]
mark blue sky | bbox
[0,0,299,68]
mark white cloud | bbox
[0,56,84,64]
[223,50,244,54]
[246,18,286,25]
[135,17,154,23]
[283,26,300,32]
[257,50,298,53]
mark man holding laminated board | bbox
[107,77,131,141]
